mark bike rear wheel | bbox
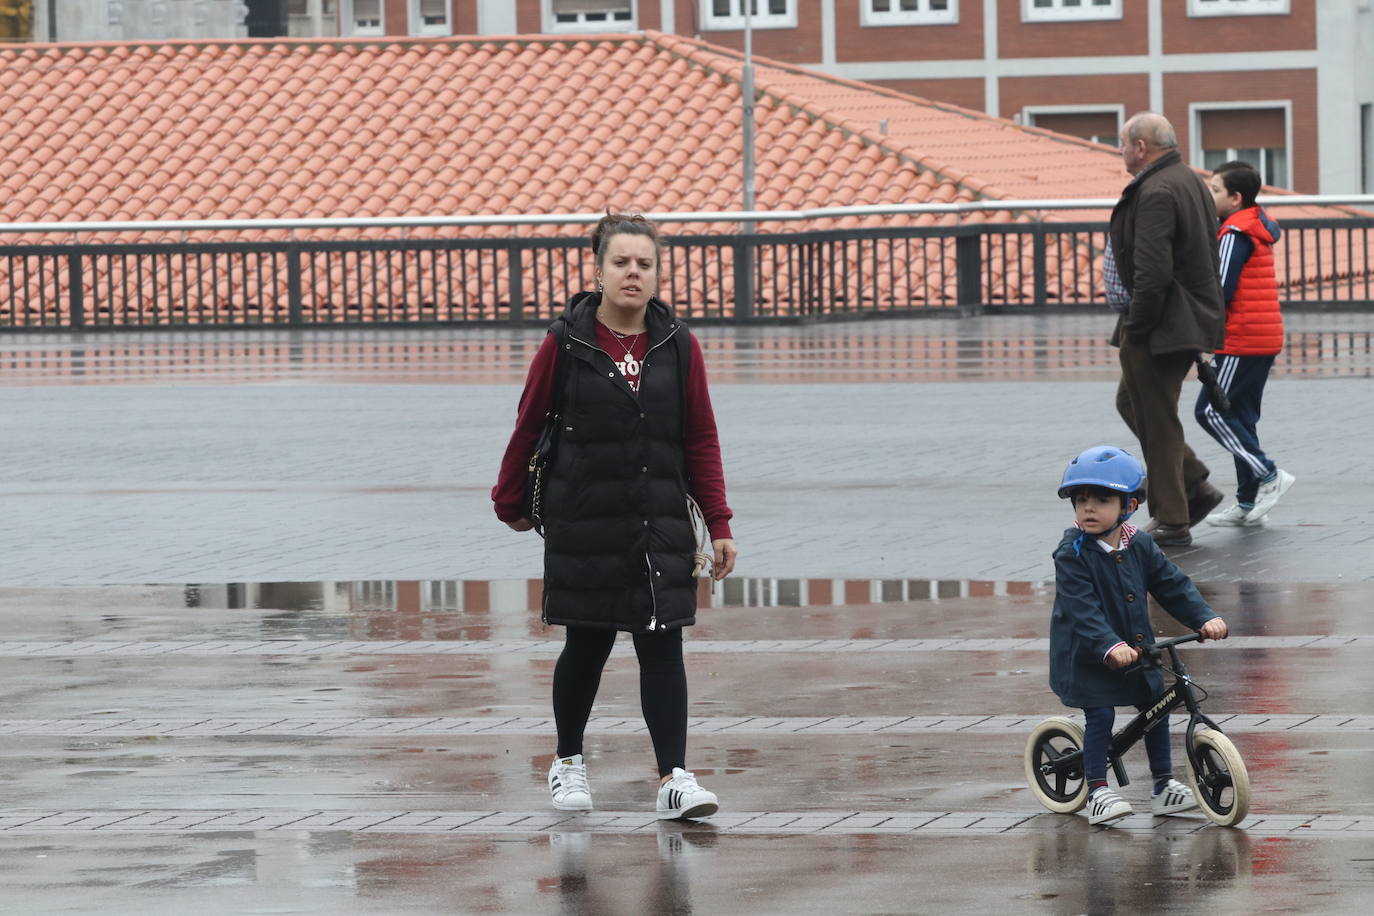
[1188,728,1250,826]
[1025,716,1089,814]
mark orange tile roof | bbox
[0,31,1122,243]
[0,32,1367,323]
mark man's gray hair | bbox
[1124,113,1178,150]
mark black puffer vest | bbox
[540,292,697,632]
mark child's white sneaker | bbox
[1206,504,1261,527]
[1151,778,1198,816]
[656,767,719,820]
[548,754,593,811]
[1087,786,1133,825]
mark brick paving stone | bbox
[3,807,1372,836]
[1295,715,1361,730]
[1,714,1367,737]
[411,813,500,830]
[734,813,805,829]
[959,815,1036,833]
[864,814,945,833]
[0,634,1366,657]
[782,813,863,830]
[819,814,890,831]
[788,717,842,731]
[358,813,443,829]
[959,716,1033,731]
[1243,815,1317,830]
[694,813,759,830]
[1299,816,1362,831]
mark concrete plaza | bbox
[0,312,1371,913]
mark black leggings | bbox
[553,625,688,778]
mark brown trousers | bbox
[1115,337,1211,526]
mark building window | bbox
[413,0,450,34]
[1188,0,1290,17]
[0,0,33,40]
[702,0,796,30]
[862,0,957,27]
[548,0,636,31]
[1196,106,1290,189]
[287,0,340,37]
[346,0,384,34]
[1024,108,1122,146]
[1022,0,1121,22]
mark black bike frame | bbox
[1045,633,1224,788]
[1105,635,1223,787]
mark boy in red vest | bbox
[1195,160,1294,525]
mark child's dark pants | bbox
[1083,705,1173,789]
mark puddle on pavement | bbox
[2,317,1369,386]
[184,577,1048,615]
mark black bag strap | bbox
[547,320,571,423]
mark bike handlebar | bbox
[1142,632,1202,657]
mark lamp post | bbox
[738,2,756,319]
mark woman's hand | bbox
[711,538,737,580]
[507,518,535,532]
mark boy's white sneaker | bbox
[656,768,719,820]
[1151,778,1199,816]
[548,754,593,811]
[1087,787,1133,825]
[1206,504,1262,527]
[1245,469,1295,523]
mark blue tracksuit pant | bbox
[1194,353,1278,505]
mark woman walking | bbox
[493,212,737,820]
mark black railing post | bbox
[67,251,84,329]
[955,231,982,314]
[734,237,755,320]
[1033,225,1049,307]
[286,246,303,326]
[509,245,524,322]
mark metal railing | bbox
[2,199,1372,329]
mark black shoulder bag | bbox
[522,325,570,536]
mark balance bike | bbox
[1024,632,1250,826]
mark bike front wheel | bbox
[1188,728,1250,826]
[1025,716,1089,814]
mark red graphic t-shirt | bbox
[594,322,650,393]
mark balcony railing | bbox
[2,199,1371,330]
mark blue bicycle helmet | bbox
[1058,445,1146,500]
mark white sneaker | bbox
[1151,778,1198,816]
[656,768,719,820]
[548,754,592,811]
[1087,787,1133,826]
[1245,469,1295,523]
[1206,504,1262,527]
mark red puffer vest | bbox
[1218,206,1283,356]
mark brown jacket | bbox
[1109,151,1225,355]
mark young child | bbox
[1050,445,1229,825]
[1196,160,1294,525]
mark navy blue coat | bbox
[1049,527,1216,708]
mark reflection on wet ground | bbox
[2,574,1373,910]
[1,821,1370,914]
[1,312,1371,385]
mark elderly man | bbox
[1109,112,1226,547]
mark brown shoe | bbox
[1187,481,1225,527]
[1150,523,1193,547]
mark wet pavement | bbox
[2,313,1373,913]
